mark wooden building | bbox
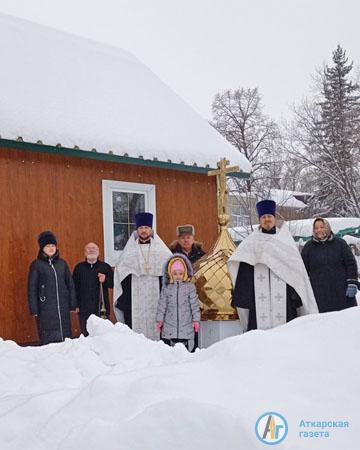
[0,14,250,343]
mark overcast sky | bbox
[0,0,359,121]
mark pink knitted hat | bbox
[170,259,185,273]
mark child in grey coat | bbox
[156,253,201,349]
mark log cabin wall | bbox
[0,145,218,343]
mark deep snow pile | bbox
[1,309,359,450]
[343,235,360,275]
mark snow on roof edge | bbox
[0,138,250,177]
[0,13,252,174]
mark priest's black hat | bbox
[135,212,153,228]
[256,200,276,217]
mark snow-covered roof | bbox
[268,189,309,209]
[288,217,360,240]
[228,180,309,208]
[0,14,251,174]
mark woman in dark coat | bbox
[28,231,77,345]
[301,218,358,313]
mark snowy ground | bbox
[343,235,360,274]
[1,309,359,450]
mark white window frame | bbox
[102,180,156,266]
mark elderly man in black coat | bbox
[73,242,114,336]
[301,218,358,312]
[28,231,77,345]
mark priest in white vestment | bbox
[228,200,318,333]
[113,212,172,340]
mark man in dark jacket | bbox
[301,218,358,312]
[73,242,114,336]
[169,224,205,264]
[28,231,77,345]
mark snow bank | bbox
[343,235,360,275]
[0,13,251,173]
[343,235,360,247]
[1,309,359,449]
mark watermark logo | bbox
[255,412,288,445]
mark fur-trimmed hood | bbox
[163,253,193,285]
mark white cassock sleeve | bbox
[236,307,249,333]
[114,308,125,323]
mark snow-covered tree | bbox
[210,87,282,187]
[211,87,286,229]
[289,45,360,216]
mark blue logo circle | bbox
[255,412,288,445]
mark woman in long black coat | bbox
[301,218,358,313]
[28,231,77,345]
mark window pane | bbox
[112,192,146,251]
[128,193,145,221]
[129,222,137,238]
[113,192,129,223]
[114,223,130,251]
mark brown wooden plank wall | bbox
[0,147,218,343]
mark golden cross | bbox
[208,158,239,218]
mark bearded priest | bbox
[228,200,318,333]
[113,212,172,340]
